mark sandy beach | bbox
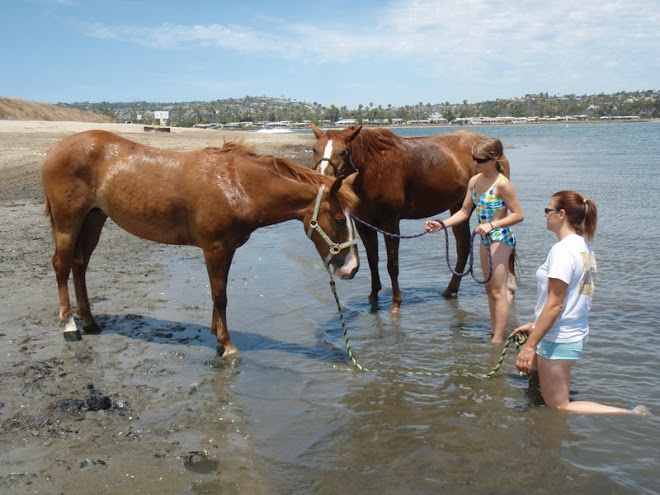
[0,120,313,493]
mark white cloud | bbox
[80,0,659,72]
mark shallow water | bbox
[146,122,660,493]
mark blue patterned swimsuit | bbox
[472,174,516,249]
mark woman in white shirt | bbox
[513,190,649,415]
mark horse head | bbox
[311,123,362,177]
[305,172,360,279]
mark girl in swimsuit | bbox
[425,137,524,342]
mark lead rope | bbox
[349,216,492,284]
[326,268,527,378]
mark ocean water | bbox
[166,122,660,493]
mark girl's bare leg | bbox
[481,242,512,342]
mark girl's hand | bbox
[474,222,494,237]
[425,220,444,233]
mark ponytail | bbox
[552,191,598,242]
[582,198,597,242]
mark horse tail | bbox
[44,196,55,231]
[507,248,520,303]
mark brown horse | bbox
[310,124,512,313]
[42,130,359,357]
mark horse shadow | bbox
[88,312,348,364]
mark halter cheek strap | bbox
[306,184,357,266]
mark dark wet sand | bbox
[0,121,311,493]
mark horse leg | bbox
[356,223,381,308]
[203,245,238,357]
[383,231,402,313]
[72,209,107,334]
[443,211,471,299]
[51,228,82,341]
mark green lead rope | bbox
[328,274,528,379]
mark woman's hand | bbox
[515,344,537,375]
[513,322,536,374]
[425,220,445,233]
[511,322,533,337]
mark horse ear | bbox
[346,126,362,143]
[311,123,323,138]
[330,172,358,196]
[342,172,358,188]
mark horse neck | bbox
[350,131,393,171]
[257,175,322,226]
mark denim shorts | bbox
[536,337,587,360]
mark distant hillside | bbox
[0,97,114,123]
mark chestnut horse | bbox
[42,130,359,357]
[310,124,513,313]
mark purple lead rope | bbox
[349,215,492,284]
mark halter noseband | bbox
[314,157,345,177]
[313,150,355,177]
[306,184,357,267]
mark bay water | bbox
[162,122,660,493]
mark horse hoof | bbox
[218,345,240,359]
[442,289,458,299]
[64,330,82,342]
[83,322,102,334]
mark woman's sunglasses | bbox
[544,208,560,214]
[472,155,492,164]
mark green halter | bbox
[306,184,357,267]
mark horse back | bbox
[353,129,485,217]
[42,130,244,246]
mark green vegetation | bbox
[60,90,660,127]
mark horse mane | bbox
[213,142,359,212]
[346,126,407,166]
[267,155,359,211]
[208,140,260,157]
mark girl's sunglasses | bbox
[472,155,492,164]
[544,208,560,214]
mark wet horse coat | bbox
[311,124,512,312]
[42,130,359,356]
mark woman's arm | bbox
[515,278,568,374]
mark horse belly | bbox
[100,199,192,246]
[404,182,465,218]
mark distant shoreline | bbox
[262,118,659,134]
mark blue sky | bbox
[3,0,659,108]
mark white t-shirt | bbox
[534,234,597,343]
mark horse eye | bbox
[340,150,349,158]
[335,216,347,225]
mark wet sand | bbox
[0,121,311,493]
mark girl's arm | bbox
[491,178,525,230]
